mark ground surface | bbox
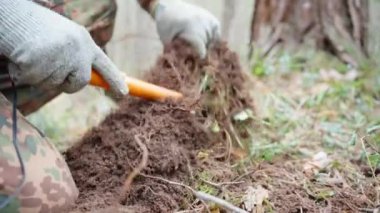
[65,41,379,213]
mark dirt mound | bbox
[65,41,254,212]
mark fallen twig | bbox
[224,129,233,161]
[194,191,248,213]
[224,108,245,148]
[359,207,380,213]
[200,178,245,190]
[234,170,256,182]
[228,117,244,148]
[141,174,248,213]
[122,135,149,194]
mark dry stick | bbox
[184,155,195,181]
[122,135,149,194]
[194,191,248,213]
[141,174,248,213]
[359,208,380,213]
[141,174,211,213]
[223,108,244,148]
[200,178,245,190]
[233,170,256,182]
[223,129,233,161]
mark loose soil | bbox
[65,40,254,212]
[65,41,378,213]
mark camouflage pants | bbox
[0,94,79,213]
[0,0,117,212]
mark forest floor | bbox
[244,48,380,212]
[41,41,380,212]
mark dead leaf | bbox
[197,151,210,161]
[231,148,248,160]
[303,151,332,177]
[242,185,269,213]
[210,207,221,213]
[233,109,254,122]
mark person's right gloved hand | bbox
[149,0,221,59]
[0,0,128,97]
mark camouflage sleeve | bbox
[0,0,118,115]
[137,0,156,13]
[39,0,118,47]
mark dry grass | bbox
[204,50,380,212]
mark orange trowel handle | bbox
[90,70,183,102]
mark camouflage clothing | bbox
[0,94,78,213]
[0,0,117,212]
[0,0,117,115]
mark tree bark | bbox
[221,0,236,40]
[249,0,369,67]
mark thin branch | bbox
[141,173,193,191]
[194,191,248,213]
[141,174,248,213]
[234,170,256,182]
[200,178,245,189]
[223,108,244,148]
[224,129,233,161]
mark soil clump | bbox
[65,40,253,212]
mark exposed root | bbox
[122,135,149,194]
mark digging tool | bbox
[90,70,183,102]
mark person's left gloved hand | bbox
[0,0,128,98]
[149,0,221,58]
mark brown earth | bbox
[65,40,378,213]
[65,40,254,212]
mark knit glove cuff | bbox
[0,0,45,56]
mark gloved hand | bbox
[150,0,221,58]
[0,0,128,97]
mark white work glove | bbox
[0,0,128,96]
[150,0,221,58]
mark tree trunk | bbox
[221,0,236,40]
[249,0,369,67]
